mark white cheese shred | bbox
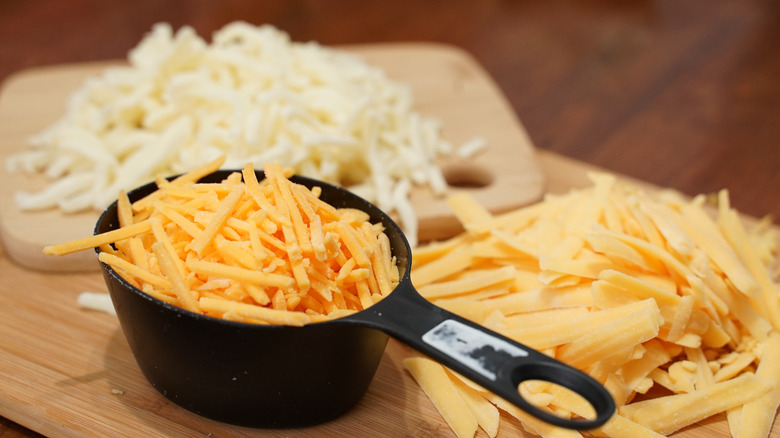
[76,292,116,316]
[7,22,485,246]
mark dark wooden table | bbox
[1,0,778,436]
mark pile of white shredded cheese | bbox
[7,22,478,246]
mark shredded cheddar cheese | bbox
[44,158,400,326]
[406,172,780,438]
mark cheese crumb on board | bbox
[76,291,116,316]
[6,22,476,247]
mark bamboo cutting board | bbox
[0,150,777,438]
[0,43,544,272]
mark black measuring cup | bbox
[97,170,615,430]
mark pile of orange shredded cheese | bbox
[44,157,400,326]
[404,173,780,438]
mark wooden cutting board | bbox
[0,149,777,438]
[0,43,544,272]
[0,43,776,438]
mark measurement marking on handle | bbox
[422,319,528,380]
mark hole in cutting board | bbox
[442,162,494,189]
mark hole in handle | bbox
[508,361,615,430]
[442,162,494,189]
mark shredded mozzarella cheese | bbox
[456,136,487,159]
[7,22,478,247]
[76,292,116,316]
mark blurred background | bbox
[2,0,778,220]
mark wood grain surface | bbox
[0,44,543,272]
[1,149,776,438]
[1,0,779,437]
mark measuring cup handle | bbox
[351,283,615,430]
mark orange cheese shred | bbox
[43,158,400,325]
